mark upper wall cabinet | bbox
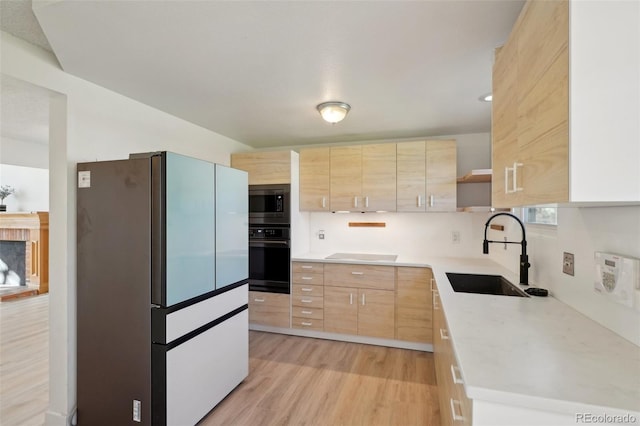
[231,151,293,185]
[492,0,640,207]
[329,144,397,212]
[397,140,457,212]
[300,147,331,211]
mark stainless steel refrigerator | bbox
[77,152,248,425]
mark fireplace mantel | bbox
[0,212,49,294]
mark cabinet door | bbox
[396,267,433,343]
[230,151,292,185]
[248,291,290,328]
[300,147,331,211]
[397,141,427,212]
[358,289,395,339]
[517,0,569,205]
[362,143,397,211]
[330,146,362,211]
[324,286,358,335]
[426,140,457,212]
[492,36,522,208]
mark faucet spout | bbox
[482,212,530,285]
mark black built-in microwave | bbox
[248,184,290,225]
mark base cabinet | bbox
[248,291,290,328]
[433,284,472,426]
[396,267,433,343]
[324,286,395,339]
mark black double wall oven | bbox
[248,184,290,294]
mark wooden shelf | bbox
[457,169,492,184]
[456,206,510,213]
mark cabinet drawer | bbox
[292,306,324,320]
[292,317,324,331]
[292,284,324,297]
[292,262,324,274]
[292,272,324,286]
[324,263,395,290]
[248,291,290,328]
[291,295,324,309]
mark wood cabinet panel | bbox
[330,146,362,211]
[396,267,433,343]
[231,151,292,185]
[292,283,324,297]
[292,262,324,274]
[291,294,324,309]
[292,306,324,320]
[426,140,457,212]
[300,147,331,211]
[357,289,395,339]
[397,141,427,212]
[324,286,358,335]
[292,272,324,286]
[323,263,395,290]
[248,291,290,328]
[361,143,397,211]
[292,317,325,331]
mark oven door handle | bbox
[250,240,291,247]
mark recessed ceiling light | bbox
[479,93,492,102]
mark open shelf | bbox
[457,169,492,184]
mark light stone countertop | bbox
[292,253,640,417]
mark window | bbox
[522,206,557,226]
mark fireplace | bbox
[0,241,26,286]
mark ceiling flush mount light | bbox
[479,93,493,102]
[317,101,351,124]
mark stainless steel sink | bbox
[325,253,398,262]
[445,273,529,297]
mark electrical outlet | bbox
[318,230,325,240]
[563,252,575,276]
[451,231,460,244]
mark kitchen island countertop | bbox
[292,253,640,420]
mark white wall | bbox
[1,31,253,425]
[488,206,640,346]
[0,137,49,169]
[0,164,48,211]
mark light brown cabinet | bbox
[299,147,331,211]
[433,283,472,426]
[231,151,293,185]
[492,0,569,208]
[248,291,290,328]
[323,263,395,339]
[397,140,457,212]
[291,262,325,331]
[395,267,433,343]
[329,144,396,212]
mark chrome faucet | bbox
[483,212,530,285]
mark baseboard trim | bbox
[249,324,433,352]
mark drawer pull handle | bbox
[349,293,353,305]
[440,328,449,340]
[301,276,313,280]
[301,299,313,303]
[254,298,265,303]
[301,322,313,326]
[322,197,326,208]
[449,398,464,422]
[301,287,313,292]
[301,310,313,315]
[365,196,369,208]
[450,365,464,384]
[417,195,422,207]
[361,293,366,305]
[351,271,364,275]
[301,265,313,269]
[429,194,434,207]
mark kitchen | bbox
[0,0,639,425]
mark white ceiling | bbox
[4,1,525,149]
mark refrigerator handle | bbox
[151,153,165,306]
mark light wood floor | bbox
[0,297,440,426]
[0,294,49,426]
[200,331,441,426]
